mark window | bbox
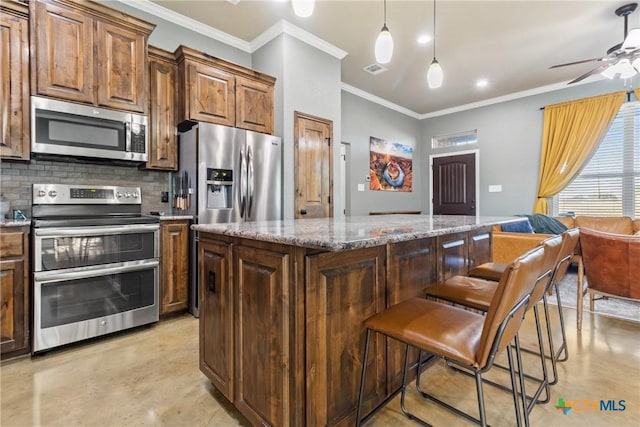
[431,129,477,149]
[555,102,640,217]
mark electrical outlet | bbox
[161,191,169,203]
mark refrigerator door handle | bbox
[247,145,254,219]
[240,149,247,218]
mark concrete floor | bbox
[1,305,638,427]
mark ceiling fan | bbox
[551,3,640,84]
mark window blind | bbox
[556,101,640,218]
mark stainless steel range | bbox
[31,184,160,353]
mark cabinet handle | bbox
[208,271,216,293]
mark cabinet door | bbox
[386,238,437,391]
[0,9,29,160]
[147,50,177,170]
[95,21,147,113]
[186,62,235,126]
[199,239,233,400]
[160,221,189,315]
[32,0,94,104]
[468,226,492,272]
[437,231,469,282]
[306,247,386,427]
[235,76,274,135]
[0,259,26,355]
[234,245,291,427]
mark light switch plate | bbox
[488,185,502,193]
[357,184,365,192]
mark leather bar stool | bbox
[356,245,547,427]
[468,229,579,364]
[424,235,562,412]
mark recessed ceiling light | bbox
[417,34,432,44]
[476,78,489,88]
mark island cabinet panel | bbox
[234,245,292,427]
[199,239,233,401]
[436,231,469,282]
[386,238,437,391]
[468,226,492,270]
[305,247,387,427]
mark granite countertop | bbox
[0,219,31,227]
[158,215,193,221]
[193,214,524,251]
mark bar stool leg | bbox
[553,282,569,362]
[506,342,524,427]
[356,329,372,427]
[514,334,531,427]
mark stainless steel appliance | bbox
[179,122,282,315]
[31,96,148,163]
[31,184,160,353]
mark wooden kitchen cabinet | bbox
[0,1,30,161]
[0,226,30,359]
[147,46,178,170]
[160,220,189,315]
[175,45,275,135]
[30,0,154,113]
[199,238,233,401]
[468,226,492,271]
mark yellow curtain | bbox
[635,88,640,101]
[534,91,625,214]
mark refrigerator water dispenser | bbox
[206,168,232,209]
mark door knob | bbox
[300,209,307,215]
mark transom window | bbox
[555,102,640,217]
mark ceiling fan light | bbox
[375,26,394,64]
[292,0,315,18]
[427,58,443,88]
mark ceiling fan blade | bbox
[549,57,604,69]
[622,28,640,51]
[567,63,612,84]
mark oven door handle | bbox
[34,260,159,283]
[34,224,159,237]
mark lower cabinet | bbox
[160,220,189,315]
[0,226,30,359]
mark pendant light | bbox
[292,0,315,18]
[374,0,394,64]
[427,0,443,88]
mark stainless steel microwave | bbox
[31,96,148,163]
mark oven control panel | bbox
[32,184,142,205]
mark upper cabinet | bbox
[147,46,178,170]
[1,1,30,161]
[175,46,275,135]
[30,0,155,113]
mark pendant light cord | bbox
[433,0,437,58]
[384,0,387,26]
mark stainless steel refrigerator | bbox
[178,122,282,316]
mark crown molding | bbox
[108,0,251,52]
[341,83,421,119]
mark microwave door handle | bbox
[34,224,159,237]
[125,121,132,152]
[34,259,159,283]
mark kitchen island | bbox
[193,215,522,427]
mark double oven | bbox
[31,184,160,353]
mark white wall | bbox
[341,92,423,216]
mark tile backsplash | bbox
[0,158,170,218]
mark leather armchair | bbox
[577,228,640,330]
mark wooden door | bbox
[294,112,333,219]
[186,62,235,126]
[160,221,189,315]
[199,238,233,401]
[432,152,476,215]
[234,244,291,427]
[32,0,94,104]
[147,46,178,170]
[235,75,274,135]
[95,21,147,113]
[1,5,29,160]
[305,247,386,426]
